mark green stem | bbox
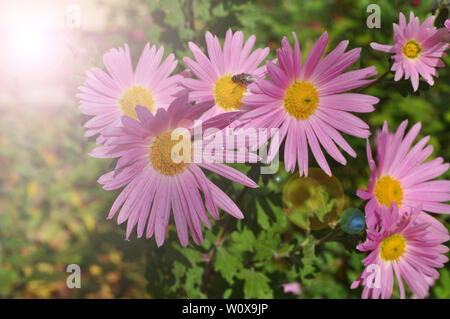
[435,0,448,20]
[314,227,342,246]
[200,186,249,293]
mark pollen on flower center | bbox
[402,40,421,59]
[284,81,319,120]
[149,132,188,176]
[380,234,406,261]
[119,85,155,120]
[375,175,403,207]
[214,75,246,111]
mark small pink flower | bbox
[351,204,449,299]
[143,14,153,24]
[371,12,449,91]
[240,32,378,177]
[130,28,145,42]
[282,282,301,295]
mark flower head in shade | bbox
[370,12,449,91]
[78,43,182,143]
[90,94,258,247]
[240,32,379,177]
[351,204,449,299]
[182,29,269,120]
[357,120,450,231]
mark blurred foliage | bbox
[0,104,151,297]
[0,0,449,298]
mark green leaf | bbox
[238,268,273,298]
[214,246,242,284]
[184,267,205,298]
[223,288,232,299]
[163,0,186,28]
[256,201,271,230]
[254,232,279,261]
[230,227,255,253]
[300,235,318,282]
[0,267,19,296]
[211,3,228,18]
[433,268,450,299]
[315,191,336,223]
[171,261,186,292]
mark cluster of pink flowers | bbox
[78,12,449,298]
[352,120,449,298]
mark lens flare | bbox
[339,208,365,234]
[282,168,344,230]
[0,4,66,81]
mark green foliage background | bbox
[0,0,448,298]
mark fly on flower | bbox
[240,32,379,177]
[231,73,256,86]
[182,29,269,120]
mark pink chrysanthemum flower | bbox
[446,19,450,32]
[78,43,182,143]
[182,29,269,120]
[282,282,301,295]
[90,94,258,247]
[371,12,449,91]
[357,120,450,231]
[240,32,379,176]
[351,204,449,299]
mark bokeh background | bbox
[0,0,448,298]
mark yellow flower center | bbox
[214,75,246,111]
[402,40,421,59]
[119,85,155,120]
[149,132,189,176]
[374,176,403,207]
[284,81,319,120]
[380,234,406,261]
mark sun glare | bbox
[0,5,65,80]
[9,26,51,61]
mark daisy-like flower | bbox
[240,32,379,176]
[371,12,449,91]
[351,204,449,299]
[357,120,450,231]
[78,43,182,143]
[182,29,269,120]
[90,94,258,247]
